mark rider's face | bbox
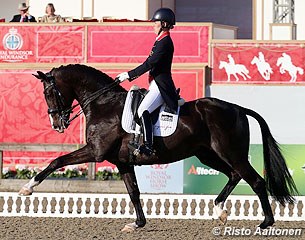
[153,21,162,35]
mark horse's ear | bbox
[33,71,47,82]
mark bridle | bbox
[43,74,72,128]
[43,73,120,128]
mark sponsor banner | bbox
[212,42,305,83]
[0,25,85,63]
[135,161,183,193]
[184,144,305,195]
[281,144,305,195]
[183,145,264,195]
[88,25,209,63]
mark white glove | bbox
[116,72,129,82]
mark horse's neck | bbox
[83,90,127,119]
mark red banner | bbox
[212,43,305,84]
[103,68,205,101]
[1,67,204,166]
[87,25,209,63]
[0,24,209,64]
[0,25,85,63]
[0,69,84,143]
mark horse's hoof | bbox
[121,222,139,232]
[258,218,274,229]
[18,187,33,196]
[219,210,228,225]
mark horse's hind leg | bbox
[232,162,274,229]
[233,73,239,81]
[211,140,274,228]
[195,149,241,224]
[19,145,95,195]
[118,164,146,232]
[202,98,274,228]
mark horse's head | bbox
[33,70,72,133]
[251,56,258,65]
[276,57,282,67]
[219,61,226,69]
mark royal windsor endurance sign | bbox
[0,26,85,63]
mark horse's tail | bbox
[239,106,298,205]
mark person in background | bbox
[40,3,63,23]
[116,8,179,157]
[10,2,36,22]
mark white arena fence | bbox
[0,192,304,221]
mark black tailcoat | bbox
[128,32,178,111]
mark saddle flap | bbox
[121,86,180,137]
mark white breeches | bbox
[137,80,164,118]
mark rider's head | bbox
[151,8,175,35]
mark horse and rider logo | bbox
[276,53,304,82]
[219,52,304,82]
[219,54,251,81]
[251,52,273,80]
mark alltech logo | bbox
[188,165,220,176]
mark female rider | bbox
[116,8,179,156]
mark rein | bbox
[66,78,120,124]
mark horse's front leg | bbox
[18,145,95,196]
[226,73,231,82]
[118,164,146,232]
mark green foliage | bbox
[3,165,121,180]
[95,170,121,180]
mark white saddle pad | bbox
[121,86,180,137]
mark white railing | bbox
[0,192,304,221]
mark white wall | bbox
[26,0,148,20]
[93,0,147,20]
[254,0,305,40]
[206,85,305,144]
[0,0,21,22]
[29,0,82,19]
[294,1,305,40]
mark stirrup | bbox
[139,144,154,156]
[128,142,141,157]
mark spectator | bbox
[40,3,63,23]
[10,2,37,22]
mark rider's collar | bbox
[156,31,170,41]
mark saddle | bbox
[121,85,183,160]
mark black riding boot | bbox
[139,110,154,156]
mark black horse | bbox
[20,64,297,231]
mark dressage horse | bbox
[20,64,297,231]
